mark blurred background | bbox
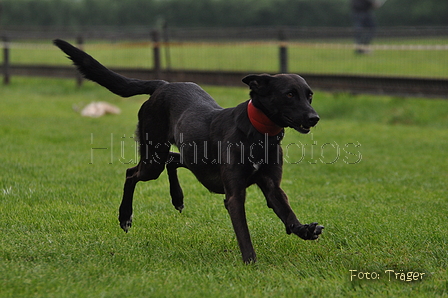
[1,0,447,96]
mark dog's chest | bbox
[244,135,282,167]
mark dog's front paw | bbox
[175,204,184,213]
[119,215,133,233]
[290,222,324,240]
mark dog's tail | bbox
[53,39,167,97]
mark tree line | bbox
[1,0,447,28]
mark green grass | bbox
[1,77,447,297]
[5,37,448,78]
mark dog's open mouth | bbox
[297,124,311,134]
[283,116,312,134]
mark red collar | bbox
[247,100,283,136]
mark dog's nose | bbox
[307,114,320,127]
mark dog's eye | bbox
[308,92,313,103]
[287,92,294,98]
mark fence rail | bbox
[3,25,448,41]
[2,27,448,98]
[6,65,448,98]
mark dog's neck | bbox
[247,100,283,136]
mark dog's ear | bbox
[242,74,273,91]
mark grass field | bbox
[5,37,448,78]
[0,77,447,297]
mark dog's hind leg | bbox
[166,152,186,212]
[119,118,170,232]
[119,165,139,232]
[119,154,168,232]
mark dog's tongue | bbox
[247,100,283,136]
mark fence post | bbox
[76,35,84,87]
[3,36,10,85]
[279,29,288,74]
[151,30,161,78]
[162,21,171,70]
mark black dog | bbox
[54,39,323,263]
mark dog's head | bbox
[242,74,319,134]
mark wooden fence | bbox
[2,29,448,98]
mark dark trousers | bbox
[353,11,376,45]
